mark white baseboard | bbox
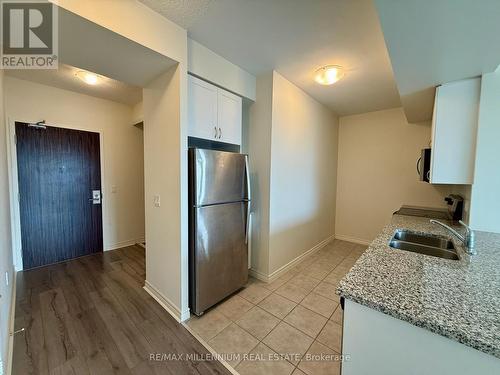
[105,237,145,251]
[250,234,335,283]
[143,280,190,322]
[248,268,269,283]
[334,234,372,246]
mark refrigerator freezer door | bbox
[191,201,249,314]
[192,148,249,206]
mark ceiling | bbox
[58,6,177,88]
[5,64,143,106]
[138,0,401,116]
[374,0,500,122]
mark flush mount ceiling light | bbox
[314,65,345,85]
[75,70,100,85]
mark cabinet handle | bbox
[218,127,222,139]
[214,126,217,139]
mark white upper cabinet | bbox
[188,75,218,140]
[430,77,480,184]
[217,89,242,145]
[188,74,243,145]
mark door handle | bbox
[214,126,217,139]
[218,127,222,139]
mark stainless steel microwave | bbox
[417,148,431,182]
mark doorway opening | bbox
[15,122,103,269]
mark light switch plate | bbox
[154,195,161,207]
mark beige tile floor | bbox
[186,240,366,375]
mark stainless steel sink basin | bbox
[389,230,459,260]
[393,230,455,249]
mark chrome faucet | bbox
[430,220,476,255]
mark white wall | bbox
[143,64,190,321]
[187,38,256,100]
[469,69,500,233]
[248,71,338,279]
[268,72,338,274]
[336,108,452,244]
[5,77,145,266]
[248,73,274,277]
[0,68,15,375]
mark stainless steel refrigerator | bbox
[189,148,251,315]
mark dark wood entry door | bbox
[16,122,103,269]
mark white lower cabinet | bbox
[188,74,242,145]
[342,300,500,375]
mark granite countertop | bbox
[337,214,500,358]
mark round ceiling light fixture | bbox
[75,70,100,85]
[314,65,345,85]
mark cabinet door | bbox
[217,88,242,145]
[430,78,480,184]
[188,75,218,140]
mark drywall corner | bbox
[247,72,274,277]
[143,64,185,318]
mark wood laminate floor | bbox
[12,245,231,375]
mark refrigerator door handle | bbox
[245,202,251,244]
[245,155,251,244]
[245,155,252,203]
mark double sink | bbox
[389,230,459,260]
